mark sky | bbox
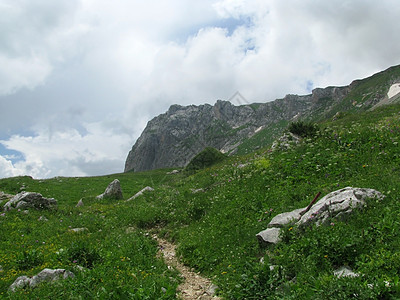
[1,0,400,179]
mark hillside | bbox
[1,98,400,298]
[125,64,400,173]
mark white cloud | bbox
[1,0,400,178]
[0,121,135,178]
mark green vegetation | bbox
[288,120,319,137]
[1,103,400,299]
[185,147,227,172]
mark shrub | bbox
[288,121,319,138]
[185,147,226,172]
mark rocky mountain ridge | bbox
[125,65,400,172]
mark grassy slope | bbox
[1,103,400,298]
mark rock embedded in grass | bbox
[257,187,384,245]
[9,268,75,292]
[126,186,154,201]
[297,187,385,226]
[96,179,123,200]
[3,192,57,211]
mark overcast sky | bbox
[1,0,399,179]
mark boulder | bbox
[256,187,384,246]
[126,186,154,201]
[0,191,13,203]
[256,228,281,245]
[297,187,384,226]
[267,208,304,228]
[96,179,123,200]
[9,268,74,291]
[3,192,57,211]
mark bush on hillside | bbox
[185,147,226,172]
[288,121,319,138]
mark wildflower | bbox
[330,222,335,226]
[0,213,5,217]
[288,227,293,231]
[221,271,227,275]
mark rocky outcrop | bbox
[3,192,57,211]
[0,191,13,204]
[9,268,74,292]
[125,64,400,173]
[125,96,314,172]
[257,187,384,245]
[96,179,123,200]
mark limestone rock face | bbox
[3,192,57,211]
[96,179,123,200]
[125,97,315,172]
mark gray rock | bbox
[256,227,281,245]
[9,268,74,291]
[334,266,359,278]
[126,186,154,201]
[167,170,180,175]
[4,192,57,211]
[96,179,123,200]
[30,268,75,288]
[9,276,31,292]
[76,199,84,207]
[207,284,219,296]
[297,187,384,226]
[69,227,88,233]
[38,215,48,222]
[0,191,13,203]
[267,208,304,228]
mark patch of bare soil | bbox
[153,235,221,300]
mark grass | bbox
[1,103,400,299]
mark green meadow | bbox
[1,103,400,299]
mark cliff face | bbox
[125,64,400,172]
[124,86,346,172]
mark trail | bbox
[153,235,221,300]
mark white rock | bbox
[297,187,384,226]
[256,227,281,245]
[96,179,123,200]
[9,269,74,291]
[268,208,304,228]
[126,186,154,201]
[334,266,359,278]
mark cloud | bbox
[1,0,400,178]
[0,121,135,178]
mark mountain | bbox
[125,64,400,173]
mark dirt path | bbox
[153,235,221,300]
